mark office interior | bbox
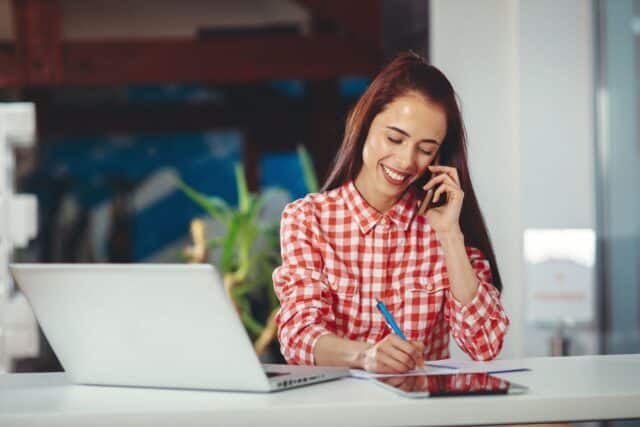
[0,0,638,425]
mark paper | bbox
[349,359,530,378]
[429,358,531,374]
[349,365,456,378]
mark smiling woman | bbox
[355,91,444,213]
[272,52,508,374]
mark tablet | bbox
[373,373,528,398]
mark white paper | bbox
[349,359,530,378]
[349,364,458,379]
[430,358,531,374]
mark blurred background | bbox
[0,0,638,417]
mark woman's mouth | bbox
[381,164,410,185]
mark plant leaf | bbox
[206,236,225,250]
[247,193,263,223]
[241,310,265,337]
[176,179,232,226]
[235,163,251,212]
[221,215,240,272]
[234,277,263,296]
[297,145,319,193]
[234,295,264,337]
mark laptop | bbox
[10,263,348,392]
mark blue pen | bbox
[375,298,407,340]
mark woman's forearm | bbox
[437,229,479,305]
[313,334,372,368]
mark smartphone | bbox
[415,156,445,214]
[373,373,528,398]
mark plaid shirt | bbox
[272,181,509,365]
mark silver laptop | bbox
[10,263,348,392]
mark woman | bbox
[272,52,509,373]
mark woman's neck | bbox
[352,177,400,214]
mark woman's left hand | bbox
[421,165,464,234]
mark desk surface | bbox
[1,354,639,427]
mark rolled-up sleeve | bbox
[272,200,336,365]
[444,246,509,361]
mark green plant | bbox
[177,145,318,355]
[297,145,319,193]
[178,165,281,335]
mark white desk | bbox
[1,354,639,426]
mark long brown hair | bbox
[321,52,503,292]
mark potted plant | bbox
[178,146,318,358]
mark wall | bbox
[519,0,597,356]
[430,0,596,358]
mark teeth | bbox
[382,165,407,182]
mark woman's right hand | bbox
[361,335,425,373]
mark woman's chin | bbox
[378,179,409,197]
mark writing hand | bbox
[361,335,425,373]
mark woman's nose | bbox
[396,146,415,170]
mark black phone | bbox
[414,161,446,213]
[414,169,431,189]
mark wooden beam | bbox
[1,34,378,88]
[12,0,63,85]
[3,1,382,89]
[60,35,378,86]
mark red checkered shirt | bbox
[272,181,509,365]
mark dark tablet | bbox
[373,373,528,398]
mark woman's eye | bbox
[387,136,402,144]
[419,150,433,156]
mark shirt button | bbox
[330,282,338,291]
[426,283,434,291]
[380,217,387,225]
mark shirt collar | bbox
[341,181,419,234]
